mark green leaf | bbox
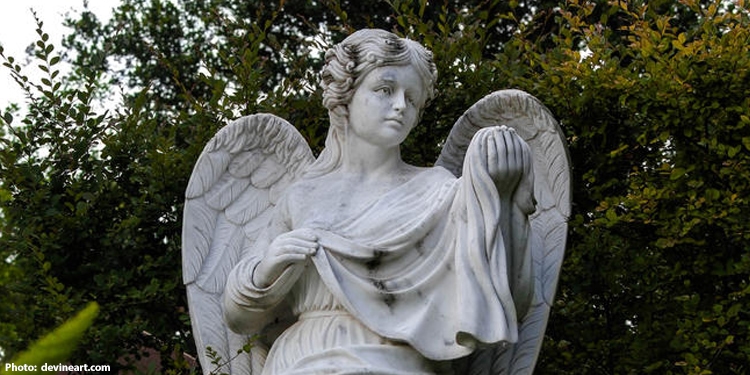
[705,189,721,201]
[1,303,99,373]
[0,187,12,202]
[656,237,677,248]
[77,91,89,103]
[670,167,686,180]
[728,145,741,158]
[605,208,618,223]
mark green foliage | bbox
[2,0,749,374]
[204,335,258,375]
[512,0,750,373]
[0,10,194,372]
[1,303,99,374]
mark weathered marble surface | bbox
[183,29,570,375]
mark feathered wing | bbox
[436,89,571,375]
[182,114,314,375]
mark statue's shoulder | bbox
[424,165,458,182]
[429,165,456,177]
[276,174,331,209]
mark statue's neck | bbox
[341,137,404,179]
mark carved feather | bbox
[182,197,218,284]
[228,149,265,178]
[186,151,232,199]
[269,173,293,205]
[187,284,233,373]
[205,174,252,211]
[465,346,498,375]
[195,212,245,293]
[225,185,271,226]
[182,113,315,374]
[242,208,275,247]
[250,156,286,189]
[531,211,567,305]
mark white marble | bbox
[183,29,570,375]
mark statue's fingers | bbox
[499,129,513,176]
[514,135,532,175]
[506,130,521,170]
[276,253,308,266]
[287,244,318,256]
[291,228,318,242]
[514,132,527,171]
[508,130,528,169]
[467,128,487,167]
[486,130,500,176]
[276,230,317,247]
[281,240,318,254]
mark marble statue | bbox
[182,29,570,375]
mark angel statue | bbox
[182,29,570,375]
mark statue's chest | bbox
[288,180,389,230]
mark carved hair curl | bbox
[321,29,437,122]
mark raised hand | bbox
[253,229,319,288]
[481,126,533,198]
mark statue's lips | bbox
[384,118,404,127]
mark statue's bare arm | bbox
[223,196,312,333]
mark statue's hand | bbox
[254,229,318,288]
[483,126,532,198]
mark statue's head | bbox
[321,29,438,129]
[308,29,437,177]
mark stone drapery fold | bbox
[309,165,519,361]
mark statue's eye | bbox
[377,87,392,95]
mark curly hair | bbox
[308,29,438,176]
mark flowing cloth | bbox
[310,165,519,361]
[224,162,523,373]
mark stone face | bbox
[183,29,570,375]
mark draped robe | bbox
[224,155,533,374]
